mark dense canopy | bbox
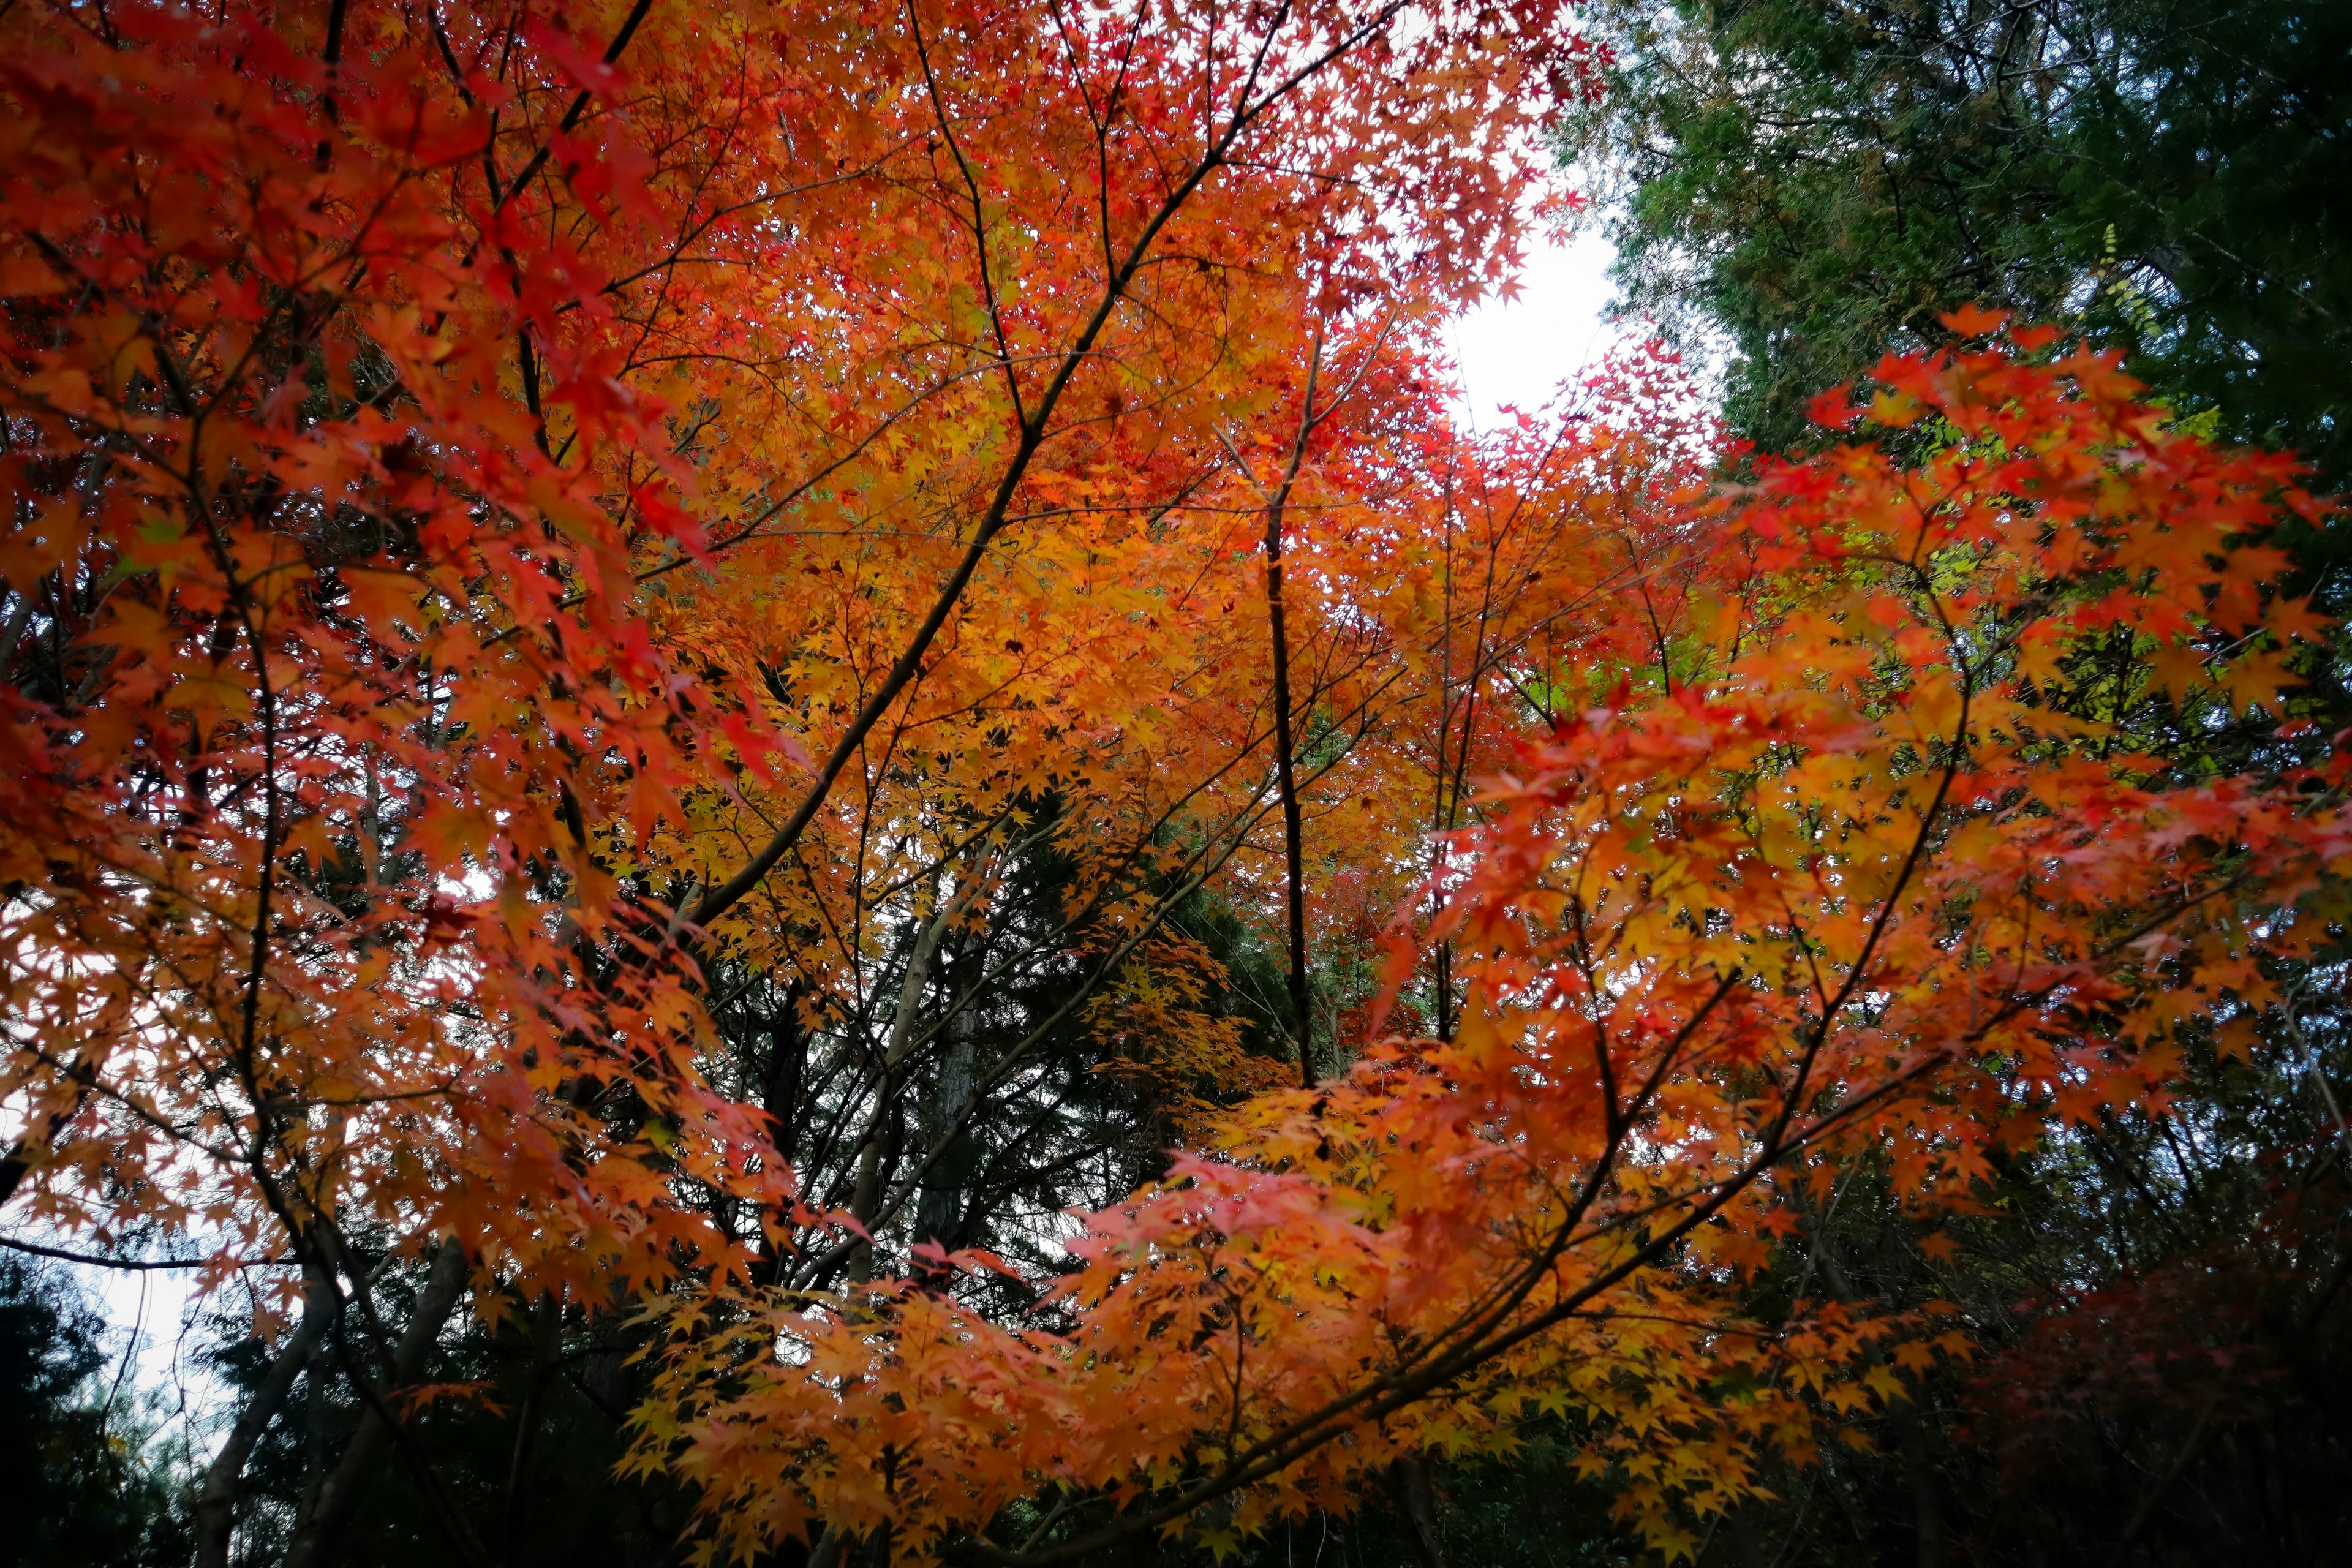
[1,2,2345,1566]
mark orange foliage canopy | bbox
[636,330,2350,1561]
[0,0,2343,1561]
[0,0,1588,1286]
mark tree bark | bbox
[194,1266,339,1568]
[284,1238,470,1568]
[1264,497,1313,1087]
[755,983,812,1286]
[1390,1456,1447,1568]
[1248,339,1325,1088]
[914,957,980,1277]
[502,1289,564,1565]
[848,874,974,1284]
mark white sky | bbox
[1447,225,1625,427]
[70,1238,228,1454]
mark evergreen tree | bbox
[0,1258,186,1567]
[1569,0,2352,589]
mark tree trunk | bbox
[1390,1456,1447,1568]
[848,874,972,1283]
[194,1266,338,1568]
[502,1289,564,1566]
[283,1238,470,1568]
[913,958,979,1273]
[758,986,811,1285]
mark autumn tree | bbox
[0,1,2345,1565]
[1567,6,2352,1535]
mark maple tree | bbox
[635,320,2348,1564]
[0,0,2345,1564]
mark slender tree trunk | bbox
[914,959,979,1276]
[1224,336,1329,1088]
[502,1289,564,1566]
[195,1266,338,1568]
[284,1238,470,1568]
[1390,1456,1447,1568]
[848,871,977,1283]
[767,987,810,1167]
[846,1099,902,1287]
[1891,1393,1943,1568]
[1809,1195,1943,1568]
[758,984,810,1286]
[296,1338,329,1534]
[1263,496,1314,1087]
